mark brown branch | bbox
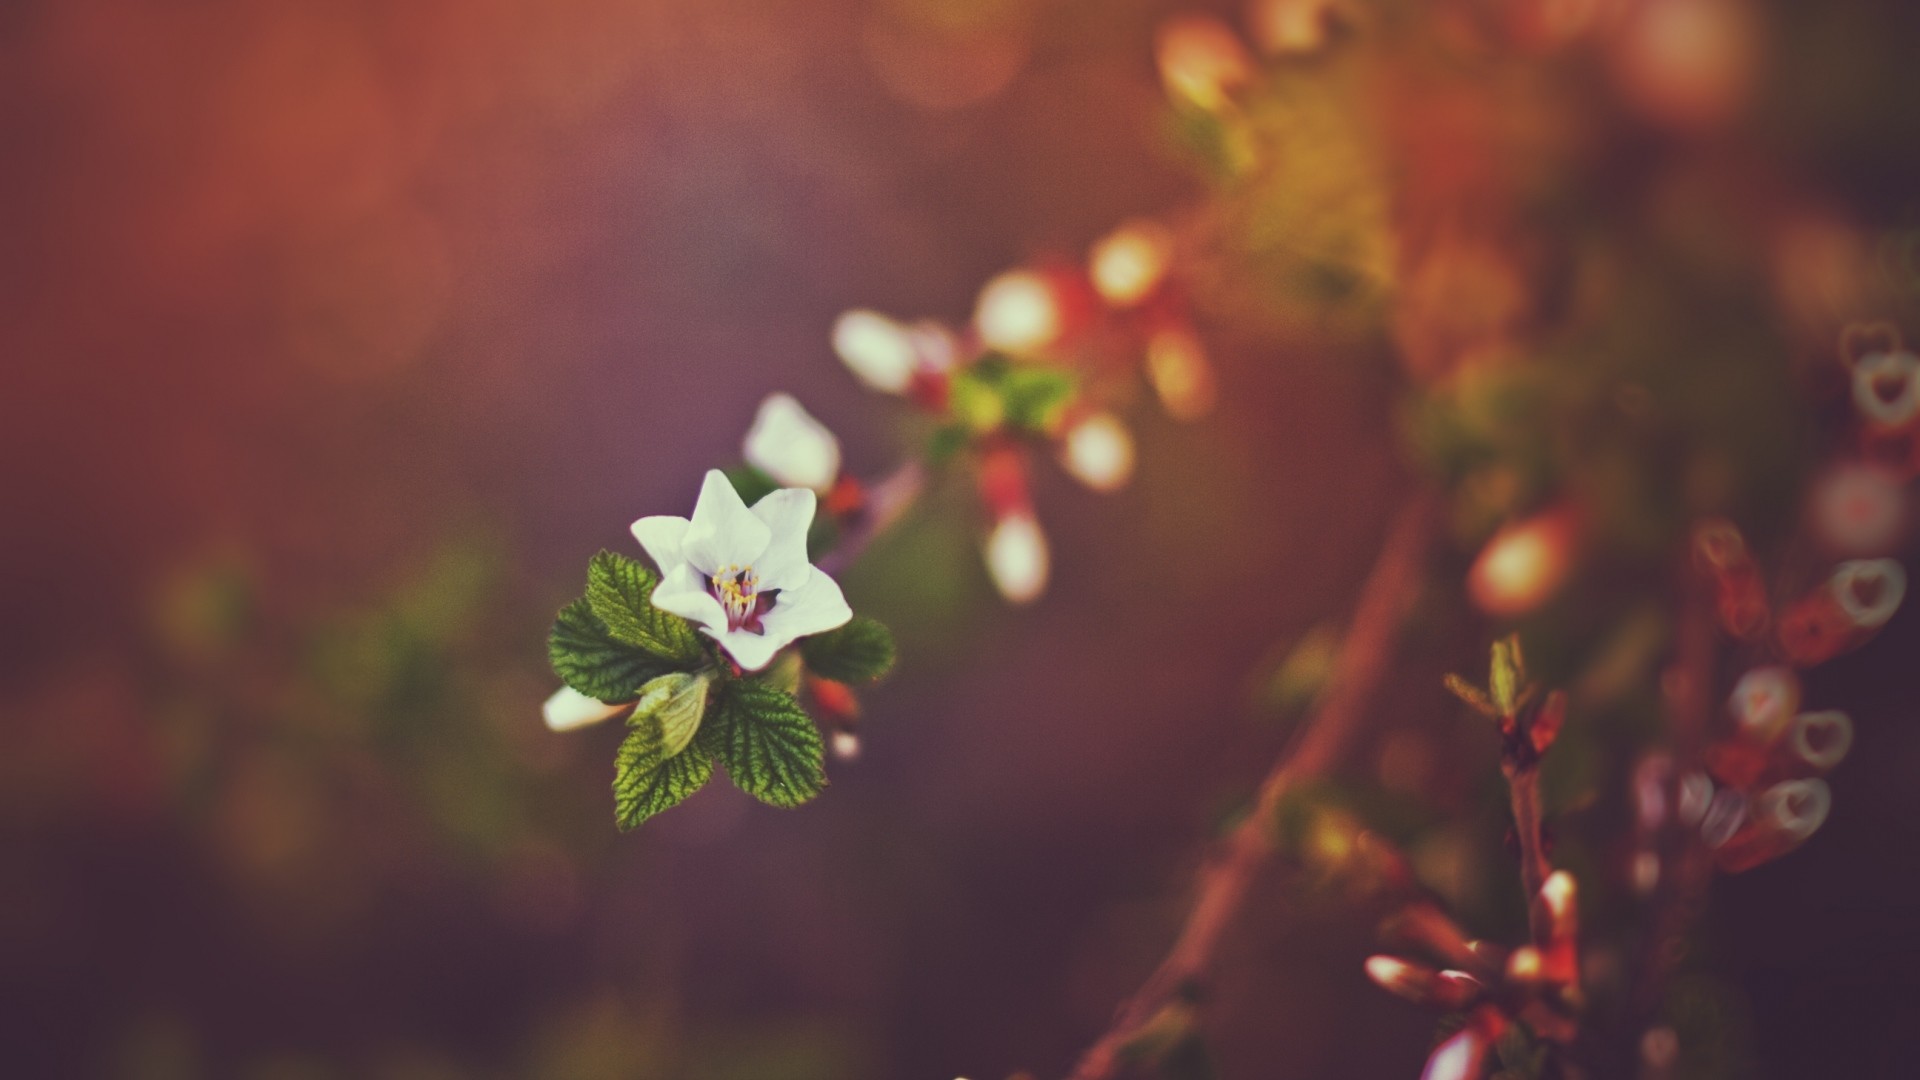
[815,460,927,578]
[1065,493,1438,1080]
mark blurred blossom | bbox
[834,309,920,393]
[1088,220,1173,309]
[985,511,1049,604]
[1058,411,1135,492]
[1245,0,1341,55]
[831,731,862,761]
[1851,350,1920,429]
[1155,15,1252,113]
[860,6,1031,112]
[543,686,627,732]
[974,269,1063,354]
[1729,667,1799,745]
[1144,327,1218,420]
[1788,711,1853,772]
[1608,0,1757,131]
[1466,507,1577,617]
[744,393,842,492]
[1831,558,1905,629]
[1812,463,1906,555]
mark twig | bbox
[816,460,927,578]
[1065,493,1438,1080]
[1505,761,1551,946]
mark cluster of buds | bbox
[1365,871,1584,1080]
[1688,667,1845,873]
[830,213,1217,605]
[1811,322,1920,556]
[1697,520,1906,664]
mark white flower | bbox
[743,393,841,492]
[632,470,853,671]
[1058,411,1136,492]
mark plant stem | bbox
[816,460,926,578]
[1065,493,1437,1080]
[1506,762,1550,946]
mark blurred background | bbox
[5,0,1920,1077]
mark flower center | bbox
[709,564,778,634]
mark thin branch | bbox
[1066,493,1438,1080]
[1506,762,1551,946]
[816,460,927,578]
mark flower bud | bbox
[1144,327,1217,420]
[1089,220,1173,309]
[1692,519,1768,640]
[831,730,862,762]
[1787,710,1852,773]
[1246,0,1340,55]
[542,686,629,732]
[833,309,919,393]
[986,512,1049,604]
[743,393,842,492]
[1852,350,1920,429]
[1676,771,1714,828]
[1728,667,1799,745]
[1714,778,1831,872]
[1778,558,1905,665]
[1059,411,1136,492]
[1699,787,1748,849]
[1365,954,1439,1003]
[1467,507,1578,617]
[975,269,1064,354]
[1155,15,1252,112]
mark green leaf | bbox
[613,711,714,830]
[632,670,716,758]
[549,599,675,701]
[585,550,704,665]
[707,680,827,808]
[801,617,896,683]
[1490,635,1524,716]
[999,365,1078,432]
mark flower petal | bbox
[682,469,770,574]
[749,487,817,590]
[630,515,690,572]
[542,686,630,732]
[761,572,853,643]
[651,562,728,637]
[714,628,785,672]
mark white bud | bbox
[743,393,842,492]
[985,512,1049,604]
[1852,349,1920,428]
[542,686,628,732]
[1831,558,1905,629]
[1059,411,1136,492]
[975,270,1062,353]
[833,309,918,393]
[1089,220,1172,308]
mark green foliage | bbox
[704,680,827,808]
[549,599,674,701]
[947,355,1080,435]
[1489,634,1524,716]
[801,617,896,683]
[585,550,704,665]
[614,709,715,830]
[550,551,709,701]
[1492,1022,1547,1080]
[633,670,715,759]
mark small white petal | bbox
[833,309,918,393]
[986,512,1049,604]
[652,562,728,637]
[630,515,690,572]
[743,393,842,492]
[749,487,818,591]
[542,686,629,732]
[683,469,771,574]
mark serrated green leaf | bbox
[801,617,896,683]
[613,711,714,830]
[633,670,715,758]
[585,550,704,665]
[549,598,675,701]
[710,680,826,808]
